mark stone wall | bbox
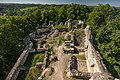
[5,42,33,80]
[42,51,50,70]
[65,19,84,30]
[50,29,59,39]
[85,25,106,73]
[84,25,113,80]
[5,26,51,80]
[71,69,91,79]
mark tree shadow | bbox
[103,58,119,78]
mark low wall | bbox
[5,27,51,80]
[5,42,33,80]
[84,25,107,73]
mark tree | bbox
[87,4,120,78]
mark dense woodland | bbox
[0,3,120,79]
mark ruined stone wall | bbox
[51,30,58,37]
[5,27,51,80]
[5,42,33,80]
[5,28,38,80]
[84,25,107,73]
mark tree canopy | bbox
[87,4,120,78]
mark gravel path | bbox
[51,44,70,80]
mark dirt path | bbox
[51,44,70,80]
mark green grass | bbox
[55,25,67,29]
[24,52,44,67]
[74,29,85,47]
[72,78,84,80]
[17,52,44,80]
[25,67,42,80]
[76,54,86,60]
[73,23,79,28]
[56,34,65,45]
[46,33,65,46]
[0,16,6,18]
[17,67,42,80]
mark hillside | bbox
[5,20,114,80]
[0,3,120,80]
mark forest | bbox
[0,3,120,79]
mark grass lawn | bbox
[74,29,85,47]
[17,52,44,80]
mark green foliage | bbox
[32,53,44,66]
[24,52,44,67]
[55,25,67,29]
[24,55,43,80]
[0,4,39,16]
[74,30,85,47]
[46,33,65,46]
[66,4,90,20]
[0,17,24,79]
[24,53,44,80]
[76,54,86,60]
[87,4,120,78]
[0,3,90,80]
[17,52,44,80]
[17,71,28,80]
[25,67,42,80]
[1,3,120,79]
[20,6,38,11]
[57,34,65,45]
